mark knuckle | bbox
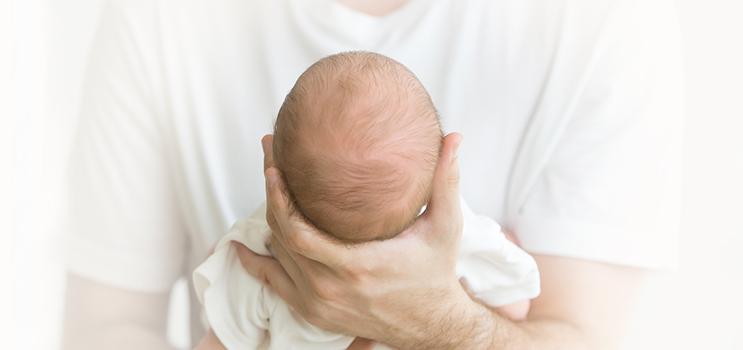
[345,259,374,284]
[306,274,324,293]
[287,230,311,253]
[343,261,362,280]
[356,257,377,275]
[313,281,339,301]
[447,171,460,187]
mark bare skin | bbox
[62,2,646,349]
[231,134,648,350]
[336,0,409,17]
[61,132,646,350]
[61,132,645,350]
[61,274,175,350]
[194,130,528,349]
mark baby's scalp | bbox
[273,52,442,242]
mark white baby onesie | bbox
[193,199,540,349]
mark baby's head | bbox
[273,52,442,242]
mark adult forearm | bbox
[401,256,644,350]
[61,274,176,350]
[399,297,599,350]
[484,312,598,350]
[63,324,176,350]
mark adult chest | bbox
[159,0,553,253]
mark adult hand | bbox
[235,133,481,349]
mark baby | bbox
[193,52,540,349]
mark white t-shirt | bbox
[66,0,683,343]
[192,201,539,349]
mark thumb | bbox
[262,134,275,171]
[425,132,463,230]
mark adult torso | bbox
[157,0,561,265]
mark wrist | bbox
[454,291,498,350]
[411,285,497,350]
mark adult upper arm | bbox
[67,0,185,291]
[526,255,649,348]
[63,3,185,347]
[508,0,684,269]
[498,2,681,348]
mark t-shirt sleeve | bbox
[65,0,186,292]
[507,0,684,269]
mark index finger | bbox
[233,241,299,305]
[262,134,275,171]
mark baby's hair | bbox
[274,51,442,241]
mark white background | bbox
[2,0,742,349]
